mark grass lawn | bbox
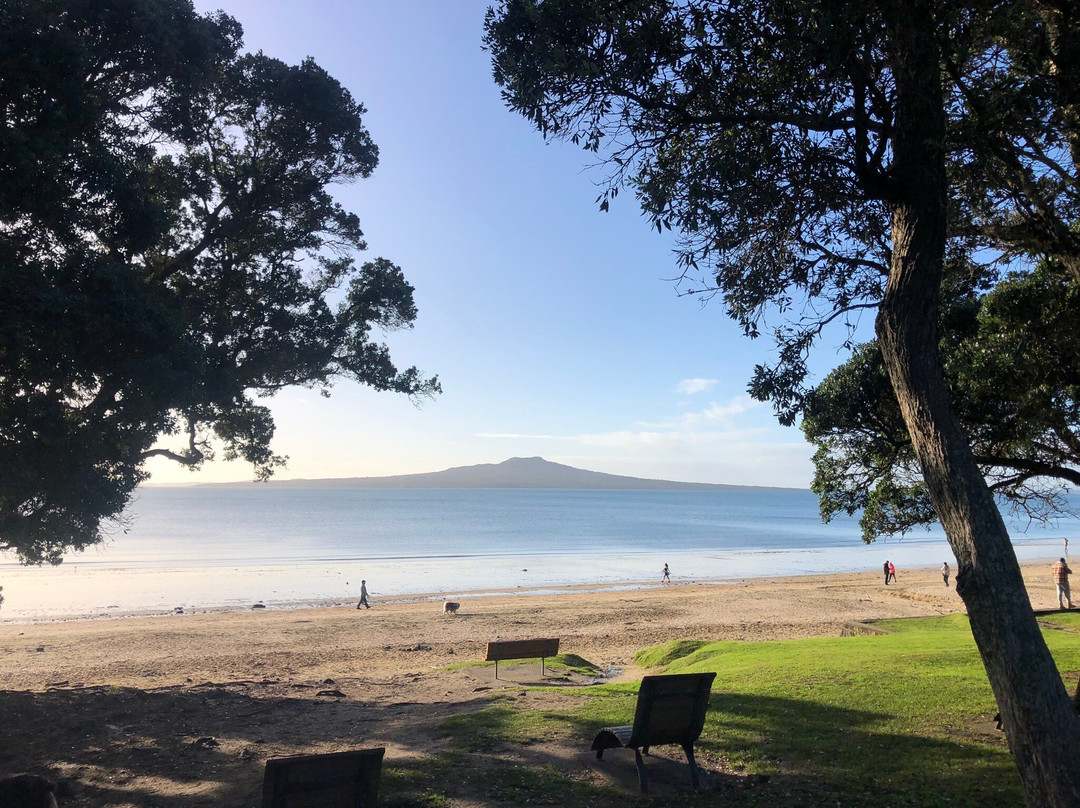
[400,613,1080,808]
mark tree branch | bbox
[975,454,1080,487]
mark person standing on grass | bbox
[883,560,891,585]
[357,580,370,610]
[662,563,671,584]
[942,562,950,587]
[1053,559,1074,610]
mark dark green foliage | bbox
[0,0,438,563]
[805,266,1080,541]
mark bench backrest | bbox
[627,673,716,749]
[485,638,560,662]
[262,748,385,808]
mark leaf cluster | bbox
[804,264,1080,541]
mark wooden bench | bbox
[591,672,716,793]
[485,638,560,679]
[262,747,384,808]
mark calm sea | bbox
[0,487,1074,620]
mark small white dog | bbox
[443,601,460,615]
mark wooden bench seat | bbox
[591,672,715,793]
[262,747,384,807]
[485,638,560,678]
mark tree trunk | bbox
[878,3,1080,805]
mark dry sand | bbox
[0,563,1062,806]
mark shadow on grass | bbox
[436,689,1021,808]
[0,681,1021,808]
[702,692,1018,806]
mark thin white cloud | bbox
[477,425,771,449]
[476,432,558,439]
[638,394,762,430]
[577,427,770,449]
[675,378,719,395]
[701,396,757,423]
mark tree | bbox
[0,0,438,564]
[805,264,1080,541]
[485,0,1080,803]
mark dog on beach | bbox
[443,601,460,615]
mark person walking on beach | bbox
[883,560,891,585]
[888,561,897,583]
[662,563,671,584]
[357,580,370,610]
[942,562,950,587]
[1053,558,1074,609]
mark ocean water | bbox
[0,487,1074,620]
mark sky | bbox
[147,0,868,488]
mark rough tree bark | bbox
[876,2,1080,804]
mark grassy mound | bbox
[634,638,710,667]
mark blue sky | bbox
[148,0,866,488]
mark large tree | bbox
[0,0,438,564]
[485,0,1080,803]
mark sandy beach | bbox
[0,563,1063,806]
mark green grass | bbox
[479,762,612,804]
[433,613,1080,807]
[381,752,623,808]
[438,696,593,751]
[380,754,459,808]
[634,638,710,667]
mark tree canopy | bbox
[485,0,1080,802]
[805,264,1080,542]
[0,0,438,564]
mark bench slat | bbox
[591,725,633,752]
[262,747,384,808]
[485,638,560,662]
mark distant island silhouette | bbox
[197,456,803,492]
